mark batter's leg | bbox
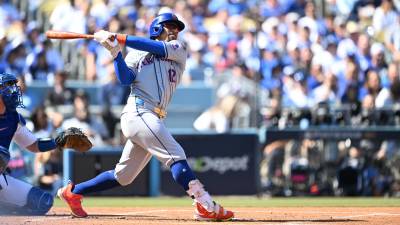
[114,139,153,186]
[72,140,152,194]
[120,111,234,220]
[122,111,187,167]
[57,140,151,217]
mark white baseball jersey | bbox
[125,40,187,111]
[114,39,188,184]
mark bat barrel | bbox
[45,31,94,39]
[45,30,126,45]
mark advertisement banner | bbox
[160,132,260,195]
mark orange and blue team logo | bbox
[172,43,179,50]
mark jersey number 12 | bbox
[168,68,177,83]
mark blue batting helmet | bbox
[0,72,24,111]
[149,13,185,39]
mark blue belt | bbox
[135,97,167,119]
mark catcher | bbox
[0,72,91,215]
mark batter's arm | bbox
[114,53,136,85]
[119,35,166,57]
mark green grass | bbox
[54,196,400,208]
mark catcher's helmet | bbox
[0,72,24,111]
[149,13,185,39]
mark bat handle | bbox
[113,34,128,45]
[84,34,94,39]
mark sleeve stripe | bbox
[18,113,26,125]
[163,42,168,58]
[129,67,136,80]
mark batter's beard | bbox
[167,34,177,41]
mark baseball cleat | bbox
[57,182,88,218]
[194,201,234,221]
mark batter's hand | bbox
[94,30,121,58]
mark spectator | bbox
[34,150,62,196]
[5,41,27,76]
[0,0,21,28]
[182,51,210,85]
[216,64,256,127]
[386,62,399,85]
[356,33,372,73]
[98,63,129,106]
[359,69,382,101]
[42,39,64,73]
[194,64,256,132]
[260,139,288,194]
[16,75,34,111]
[259,0,287,18]
[384,15,400,62]
[29,105,62,195]
[372,0,398,41]
[49,0,89,34]
[369,42,389,87]
[282,70,309,107]
[336,54,362,99]
[309,70,339,106]
[45,70,75,107]
[26,50,56,82]
[22,36,64,83]
[30,105,54,137]
[376,79,400,108]
[24,21,41,53]
[193,95,239,133]
[337,21,360,60]
[61,90,109,146]
[98,63,128,144]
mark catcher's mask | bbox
[0,72,24,112]
[149,13,185,40]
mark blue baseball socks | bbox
[72,170,120,195]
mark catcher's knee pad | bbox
[23,187,53,215]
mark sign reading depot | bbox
[161,133,259,195]
[187,156,250,174]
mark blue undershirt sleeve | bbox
[125,36,166,57]
[37,138,57,152]
[114,53,136,86]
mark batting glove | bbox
[94,30,121,59]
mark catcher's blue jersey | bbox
[0,112,24,150]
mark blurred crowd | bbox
[2,0,400,129]
[261,135,400,197]
[2,0,400,196]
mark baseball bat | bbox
[45,30,126,44]
[45,30,93,39]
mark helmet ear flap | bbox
[150,23,164,39]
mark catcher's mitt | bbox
[55,127,92,152]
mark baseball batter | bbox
[0,73,54,215]
[57,13,234,221]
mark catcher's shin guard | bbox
[57,182,88,218]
